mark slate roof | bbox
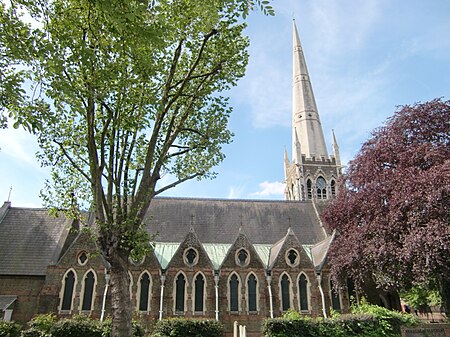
[145,197,327,245]
[0,204,72,276]
[0,296,17,310]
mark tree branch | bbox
[155,171,205,196]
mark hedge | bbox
[262,302,418,337]
[150,318,224,337]
[0,321,21,337]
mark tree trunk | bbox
[109,252,133,337]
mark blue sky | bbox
[1,0,450,207]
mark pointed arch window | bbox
[306,179,312,199]
[194,274,205,313]
[331,179,336,197]
[330,278,341,311]
[280,274,291,311]
[175,273,186,313]
[81,271,95,311]
[247,274,257,312]
[61,270,76,311]
[316,177,327,199]
[229,274,240,312]
[138,272,151,312]
[298,274,309,311]
[347,278,357,306]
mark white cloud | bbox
[250,181,285,197]
[0,126,41,169]
[227,185,246,199]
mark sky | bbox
[1,0,450,207]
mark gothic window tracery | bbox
[194,273,205,313]
[60,269,76,312]
[229,273,240,312]
[247,273,258,312]
[175,273,186,313]
[330,278,342,311]
[81,270,96,311]
[298,273,309,311]
[316,176,327,199]
[236,248,249,267]
[138,272,151,312]
[306,179,313,199]
[280,273,291,311]
[331,179,336,197]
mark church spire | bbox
[292,20,328,159]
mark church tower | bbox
[284,21,342,201]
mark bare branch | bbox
[155,171,205,196]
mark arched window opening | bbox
[229,274,239,312]
[81,271,95,311]
[138,273,151,312]
[306,179,312,199]
[298,274,309,311]
[316,177,327,199]
[330,278,341,311]
[61,270,75,311]
[175,274,186,313]
[286,249,299,266]
[236,249,249,266]
[184,248,198,266]
[347,278,357,305]
[281,274,291,311]
[247,274,257,312]
[331,180,336,197]
[194,274,205,312]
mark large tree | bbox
[1,0,273,335]
[323,98,450,310]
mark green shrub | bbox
[50,316,103,337]
[21,313,57,337]
[0,321,21,337]
[100,318,144,337]
[263,302,419,337]
[351,298,418,336]
[151,318,223,337]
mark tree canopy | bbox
[1,0,273,335]
[323,98,450,294]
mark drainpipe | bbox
[100,268,111,322]
[266,273,274,318]
[316,272,328,319]
[159,272,166,320]
[214,271,220,321]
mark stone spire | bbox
[292,20,328,159]
[332,129,341,167]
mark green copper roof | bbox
[153,242,180,269]
[203,243,231,270]
[302,244,314,262]
[254,244,272,267]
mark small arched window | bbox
[81,271,95,311]
[175,273,186,313]
[316,176,327,199]
[331,179,336,197]
[330,278,341,311]
[138,272,151,312]
[298,274,309,311]
[194,274,205,313]
[61,270,76,311]
[280,274,291,311]
[247,274,257,312]
[229,274,240,312]
[306,179,312,199]
[236,248,249,267]
[184,248,198,266]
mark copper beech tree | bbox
[322,98,450,312]
[1,0,273,335]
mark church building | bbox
[0,22,396,336]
